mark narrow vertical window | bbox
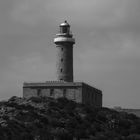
[50,89,54,96]
[60,68,63,72]
[61,58,63,62]
[61,48,63,51]
[37,89,41,97]
[63,89,66,97]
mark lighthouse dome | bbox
[60,21,70,27]
[54,21,75,44]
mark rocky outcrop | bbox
[0,96,139,140]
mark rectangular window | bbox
[63,89,66,97]
[50,89,54,96]
[37,89,41,96]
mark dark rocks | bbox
[0,96,139,140]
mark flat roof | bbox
[24,81,82,87]
[23,81,102,93]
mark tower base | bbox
[23,81,102,107]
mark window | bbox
[50,89,54,96]
[62,26,68,33]
[61,58,63,62]
[63,89,66,97]
[60,68,63,72]
[61,48,63,51]
[37,89,41,96]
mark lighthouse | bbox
[54,21,75,82]
[23,21,102,107]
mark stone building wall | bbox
[23,82,102,107]
[23,86,82,103]
[82,83,102,107]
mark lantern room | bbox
[59,21,70,34]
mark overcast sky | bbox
[0,0,140,108]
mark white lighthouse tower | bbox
[54,21,75,82]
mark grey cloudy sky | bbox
[0,0,140,108]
